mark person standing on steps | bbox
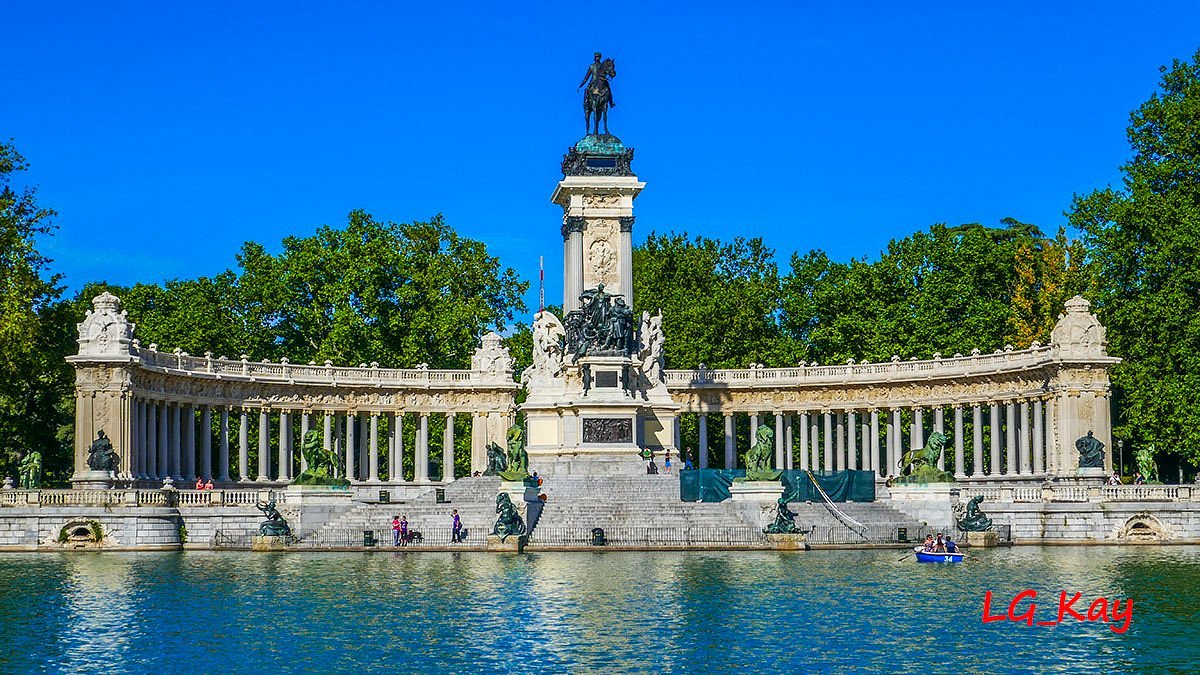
[391,515,401,547]
[664,450,672,474]
[400,515,409,546]
[451,509,463,543]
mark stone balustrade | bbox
[0,489,275,508]
[957,484,1195,504]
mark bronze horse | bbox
[581,57,616,135]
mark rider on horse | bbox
[579,52,616,135]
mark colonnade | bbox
[125,400,510,484]
[686,395,1066,479]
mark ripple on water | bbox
[1,547,1197,673]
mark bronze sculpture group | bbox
[579,51,616,136]
[256,498,292,537]
[18,450,42,489]
[954,495,993,532]
[491,493,526,541]
[564,284,635,358]
[86,431,119,473]
[742,426,782,482]
[1076,430,1105,469]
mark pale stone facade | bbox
[67,294,519,487]
[553,175,643,311]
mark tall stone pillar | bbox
[323,412,333,461]
[368,413,380,482]
[1033,400,1045,475]
[869,410,880,475]
[784,415,794,470]
[749,413,759,439]
[553,141,644,309]
[989,403,1001,476]
[971,404,983,477]
[417,413,430,481]
[723,413,735,469]
[219,407,230,482]
[170,404,182,480]
[238,409,249,481]
[1044,398,1057,475]
[697,414,709,469]
[889,409,902,478]
[443,413,456,482]
[300,413,311,473]
[1005,402,1018,476]
[277,411,291,482]
[774,413,785,469]
[183,404,196,482]
[953,406,966,479]
[1018,400,1031,475]
[135,400,146,479]
[200,405,212,480]
[257,410,270,481]
[798,412,810,470]
[393,413,405,481]
[469,412,484,475]
[933,408,945,470]
[823,412,833,471]
[357,413,368,480]
[835,412,846,471]
[847,411,857,471]
[147,402,159,480]
[345,413,357,482]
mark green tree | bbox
[1070,48,1200,464]
[0,141,74,483]
[632,233,788,368]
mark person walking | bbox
[400,515,409,546]
[391,515,401,547]
[664,450,672,474]
[451,509,463,543]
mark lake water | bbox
[2,547,1197,673]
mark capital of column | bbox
[560,216,585,240]
[618,216,635,232]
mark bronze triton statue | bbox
[579,51,616,135]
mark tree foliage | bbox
[0,141,74,484]
[1070,48,1200,463]
[633,233,788,368]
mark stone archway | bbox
[1116,512,1169,543]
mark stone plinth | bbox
[765,533,808,550]
[1075,467,1108,482]
[966,531,999,548]
[729,481,784,502]
[251,535,289,551]
[886,483,957,528]
[283,484,354,506]
[71,470,115,490]
[486,534,525,553]
[499,481,530,505]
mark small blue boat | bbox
[913,546,964,563]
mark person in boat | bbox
[922,534,935,552]
[934,533,946,552]
[944,536,958,554]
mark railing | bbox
[128,345,516,390]
[1102,485,1179,501]
[1012,487,1042,503]
[1051,486,1089,502]
[955,484,1192,504]
[958,487,1004,502]
[0,488,275,508]
[664,344,1065,390]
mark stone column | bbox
[784,415,794,470]
[798,412,810,471]
[443,413,456,482]
[953,405,966,479]
[971,404,983,477]
[133,400,144,479]
[889,409,902,478]
[697,414,709,469]
[1005,401,1017,476]
[368,413,380,482]
[170,404,182,480]
[219,407,230,482]
[1096,393,1113,473]
[774,413,785,469]
[200,405,212,480]
[417,413,430,481]
[345,413,357,482]
[869,410,880,475]
[911,408,924,456]
[300,413,311,473]
[749,413,759,440]
[723,413,735,469]
[393,413,405,481]
[159,403,170,480]
[238,409,249,481]
[822,412,833,471]
[846,411,857,471]
[357,413,369,479]
[185,404,198,481]
[257,410,270,481]
[989,403,1001,476]
[835,412,846,471]
[277,410,291,482]
[147,402,159,480]
[933,408,945,470]
[1033,400,1045,475]
[469,412,485,475]
[1019,400,1032,475]
[810,413,820,471]
[323,412,333,464]
[1045,397,1057,475]
[619,218,634,305]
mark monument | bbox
[521,53,679,476]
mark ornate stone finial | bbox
[76,292,135,357]
[1051,295,1108,357]
[473,332,515,378]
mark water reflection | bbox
[0,547,1197,672]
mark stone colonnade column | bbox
[392,413,404,481]
[200,405,212,480]
[847,411,857,471]
[774,413,784,469]
[443,413,456,482]
[417,413,430,481]
[170,404,182,480]
[697,414,708,469]
[953,406,966,479]
[723,413,735,469]
[971,404,983,477]
[238,409,249,481]
[369,413,380,482]
[257,409,270,481]
[1018,400,1031,475]
[798,412,810,471]
[933,408,945,470]
[989,404,1001,476]
[219,407,231,482]
[835,412,846,470]
[823,412,833,471]
[300,413,311,473]
[869,410,880,476]
[148,402,160,480]
[1005,402,1017,476]
[345,413,357,482]
[1033,400,1045,475]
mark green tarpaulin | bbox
[680,469,876,503]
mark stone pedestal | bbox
[886,483,957,528]
[251,535,289,551]
[966,531,999,548]
[1075,467,1108,482]
[486,534,525,553]
[729,480,784,502]
[282,484,354,506]
[72,470,115,490]
[765,533,808,550]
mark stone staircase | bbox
[301,475,927,547]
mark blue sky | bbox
[6,2,1200,323]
